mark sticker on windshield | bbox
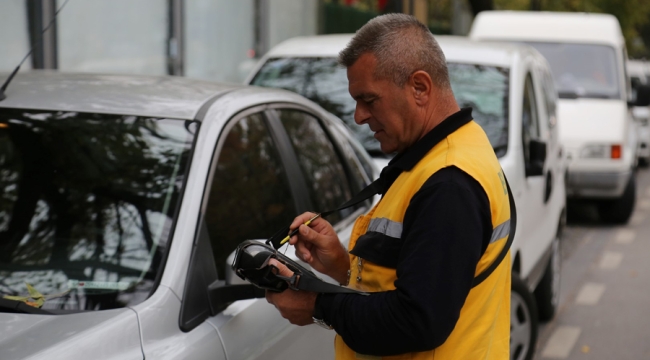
[68,280,132,291]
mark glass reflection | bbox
[449,63,510,157]
[0,110,195,311]
[251,57,381,155]
[524,42,620,100]
[278,110,353,223]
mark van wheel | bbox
[534,236,560,321]
[597,175,636,224]
[511,275,538,360]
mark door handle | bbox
[544,170,553,204]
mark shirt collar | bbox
[376,107,473,193]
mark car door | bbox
[201,104,370,360]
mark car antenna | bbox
[0,0,71,101]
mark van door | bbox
[518,71,552,281]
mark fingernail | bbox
[300,226,308,235]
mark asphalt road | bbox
[533,167,650,359]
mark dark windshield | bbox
[252,58,509,157]
[449,63,509,157]
[523,42,621,100]
[0,110,195,311]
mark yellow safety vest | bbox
[335,120,511,360]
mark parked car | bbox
[470,11,650,223]
[246,34,566,360]
[0,71,378,360]
[628,59,650,166]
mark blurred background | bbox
[3,0,650,84]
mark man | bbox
[266,13,511,359]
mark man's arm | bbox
[317,166,492,356]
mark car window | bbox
[276,109,354,224]
[0,110,195,310]
[449,63,510,157]
[250,57,381,155]
[204,112,296,278]
[523,73,541,167]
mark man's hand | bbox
[288,212,350,285]
[265,259,318,326]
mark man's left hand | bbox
[265,259,318,326]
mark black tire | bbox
[597,175,636,224]
[511,275,538,360]
[534,236,561,321]
[639,157,649,168]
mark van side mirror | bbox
[526,139,546,177]
[631,84,650,107]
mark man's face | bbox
[347,53,417,154]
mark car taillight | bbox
[611,144,621,159]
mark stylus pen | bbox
[279,213,322,245]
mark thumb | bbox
[268,258,294,277]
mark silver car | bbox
[0,72,377,360]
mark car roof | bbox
[265,34,354,57]
[470,11,624,46]
[261,34,537,69]
[0,71,244,120]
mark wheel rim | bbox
[551,237,561,308]
[510,291,532,360]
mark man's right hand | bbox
[288,212,350,285]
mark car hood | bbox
[557,99,628,147]
[0,308,142,360]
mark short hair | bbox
[338,13,450,90]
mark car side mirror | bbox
[207,280,265,315]
[526,139,547,177]
[206,243,266,315]
[631,84,650,107]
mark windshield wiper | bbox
[0,298,52,315]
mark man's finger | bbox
[289,212,318,231]
[268,258,294,277]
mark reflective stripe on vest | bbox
[365,218,510,246]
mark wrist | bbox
[312,293,334,330]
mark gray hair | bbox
[339,13,450,90]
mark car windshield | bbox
[252,58,509,157]
[251,57,382,155]
[523,42,620,100]
[448,63,509,157]
[0,109,195,311]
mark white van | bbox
[470,11,650,223]
[248,35,566,360]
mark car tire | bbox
[534,236,561,321]
[597,175,636,224]
[511,274,538,360]
[639,157,649,168]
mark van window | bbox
[448,63,510,157]
[523,42,620,100]
[523,74,541,167]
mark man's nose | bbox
[354,103,370,125]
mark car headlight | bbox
[580,144,621,159]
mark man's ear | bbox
[410,71,433,105]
